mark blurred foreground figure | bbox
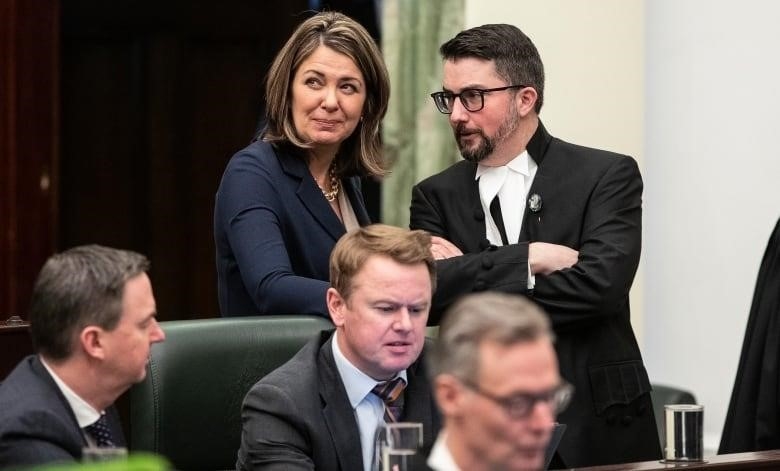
[427,292,570,471]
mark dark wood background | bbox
[1,0,381,374]
[2,0,380,325]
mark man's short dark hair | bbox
[29,244,150,360]
[440,23,545,113]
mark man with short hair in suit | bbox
[237,224,441,471]
[427,292,571,471]
[0,245,166,466]
[412,23,661,467]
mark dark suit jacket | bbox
[410,121,660,468]
[237,330,441,471]
[719,217,780,453]
[0,356,125,467]
[214,140,370,317]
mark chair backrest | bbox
[128,315,333,471]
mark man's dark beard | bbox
[455,124,494,163]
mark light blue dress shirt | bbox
[331,331,408,471]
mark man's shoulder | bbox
[548,137,637,167]
[0,356,52,409]
[248,332,329,397]
[414,160,475,191]
[0,406,81,466]
[1,356,71,417]
[0,358,82,463]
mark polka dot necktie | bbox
[84,414,115,447]
[372,377,406,423]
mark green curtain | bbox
[380,0,464,227]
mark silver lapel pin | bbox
[528,193,542,213]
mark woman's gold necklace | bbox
[320,164,340,202]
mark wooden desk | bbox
[0,319,33,379]
[574,450,780,470]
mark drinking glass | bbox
[375,422,423,471]
[662,404,705,462]
[81,446,128,462]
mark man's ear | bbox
[327,287,347,326]
[79,326,106,360]
[517,86,538,117]
[434,374,466,417]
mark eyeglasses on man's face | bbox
[461,379,574,420]
[430,85,529,114]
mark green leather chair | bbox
[128,315,333,471]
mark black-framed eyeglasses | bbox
[461,379,574,419]
[430,85,529,114]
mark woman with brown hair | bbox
[215,11,389,317]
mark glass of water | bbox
[81,446,128,462]
[376,422,423,471]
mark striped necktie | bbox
[372,377,406,423]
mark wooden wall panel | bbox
[60,1,308,320]
[0,0,59,321]
[2,1,377,324]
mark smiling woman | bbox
[214,11,390,317]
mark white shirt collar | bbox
[475,150,538,246]
[331,331,408,408]
[474,150,532,180]
[427,431,462,471]
[40,356,102,428]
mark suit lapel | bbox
[344,177,371,225]
[401,354,436,450]
[520,121,554,242]
[318,335,364,471]
[31,356,89,449]
[277,149,346,241]
[457,165,492,252]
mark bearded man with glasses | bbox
[410,23,660,468]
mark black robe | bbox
[719,217,780,454]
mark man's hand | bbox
[430,236,463,260]
[529,242,578,275]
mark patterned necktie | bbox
[84,414,115,447]
[372,377,406,423]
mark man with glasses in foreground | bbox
[411,24,660,468]
[427,292,570,471]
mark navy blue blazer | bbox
[0,356,125,467]
[215,140,371,317]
